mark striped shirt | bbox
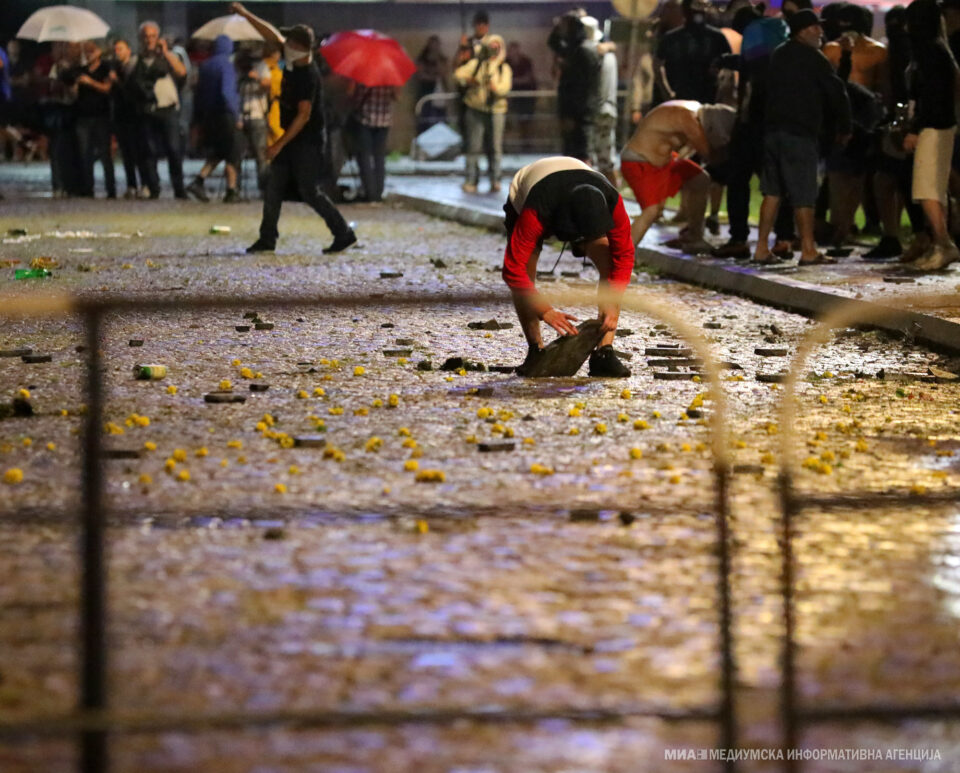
[354,85,395,128]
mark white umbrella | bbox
[17,5,110,43]
[192,14,264,42]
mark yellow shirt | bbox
[267,61,284,144]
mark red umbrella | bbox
[320,30,416,87]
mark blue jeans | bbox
[75,115,116,198]
[356,124,388,202]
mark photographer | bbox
[131,21,187,199]
[454,34,512,194]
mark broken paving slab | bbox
[647,358,702,368]
[440,357,486,372]
[254,322,274,331]
[249,384,270,392]
[477,441,515,453]
[645,347,693,357]
[653,371,700,381]
[467,319,514,331]
[756,373,787,383]
[383,349,413,357]
[517,320,605,378]
[0,348,32,358]
[102,448,141,460]
[22,354,52,364]
[379,271,404,279]
[204,392,246,404]
[755,347,788,357]
[293,436,328,448]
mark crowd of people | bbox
[0,15,394,205]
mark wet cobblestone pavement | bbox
[1,198,960,772]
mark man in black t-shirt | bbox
[231,3,356,254]
[655,0,731,104]
[75,41,116,198]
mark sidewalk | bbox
[388,174,960,354]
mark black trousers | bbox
[75,115,116,198]
[114,120,140,191]
[139,107,185,198]
[259,141,350,246]
[726,122,795,243]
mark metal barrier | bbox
[0,286,737,773]
[411,89,631,159]
[2,285,960,772]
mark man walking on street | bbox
[231,3,357,254]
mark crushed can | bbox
[134,364,167,380]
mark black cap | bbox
[788,8,820,34]
[280,24,315,50]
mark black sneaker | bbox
[710,240,750,260]
[705,215,720,236]
[223,188,240,204]
[322,230,357,254]
[515,346,543,376]
[863,236,902,260]
[589,345,631,378]
[246,239,275,253]
[186,180,209,202]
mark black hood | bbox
[550,184,615,243]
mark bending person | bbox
[621,100,735,253]
[231,3,356,254]
[503,157,635,378]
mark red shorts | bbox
[621,155,703,209]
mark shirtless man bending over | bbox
[620,99,735,253]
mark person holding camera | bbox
[455,34,512,194]
[130,21,187,199]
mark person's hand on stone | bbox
[542,308,579,336]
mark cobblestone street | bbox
[1,196,959,772]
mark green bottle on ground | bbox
[14,268,52,279]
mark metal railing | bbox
[1,285,960,772]
[411,89,631,160]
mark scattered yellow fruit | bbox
[136,416,150,427]
[477,407,493,419]
[633,419,649,431]
[365,437,383,452]
[143,441,157,452]
[103,423,123,435]
[220,459,229,468]
[195,447,209,458]
[176,469,190,482]
[760,452,775,465]
[166,385,178,395]
[279,436,294,449]
[17,388,30,399]
[819,395,828,404]
[569,427,580,436]
[227,439,243,449]
[415,469,446,483]
[620,389,632,399]
[402,438,417,449]
[139,473,152,485]
[409,447,423,459]
[680,443,692,452]
[416,519,429,533]
[3,468,24,485]
[629,447,643,460]
[237,456,247,464]
[296,390,309,399]
[523,437,536,446]
[231,359,241,367]
[313,387,326,397]
[354,366,365,376]
[329,406,344,416]
[46,442,56,451]
[219,380,232,391]
[651,411,661,419]
[172,449,186,462]
[164,458,176,472]
[465,435,477,443]
[530,463,554,476]
[275,483,287,494]
[354,407,369,416]
[594,423,607,435]
[404,459,419,471]
[568,407,582,417]
[388,394,400,407]
[371,398,383,407]
[398,427,412,437]
[617,413,629,423]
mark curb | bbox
[394,193,960,355]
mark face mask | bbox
[284,45,310,66]
[691,12,706,24]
